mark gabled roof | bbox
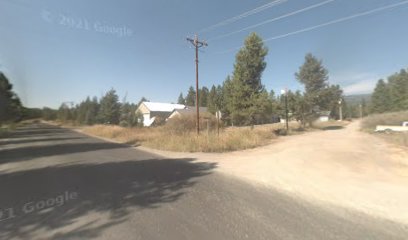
[142,102,185,112]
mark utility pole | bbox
[187,34,208,135]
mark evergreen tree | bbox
[0,72,23,123]
[57,103,73,123]
[207,85,217,114]
[185,86,196,106]
[98,89,120,124]
[222,76,234,125]
[371,79,391,113]
[295,53,329,110]
[199,86,209,107]
[177,93,185,105]
[228,32,268,125]
[86,97,99,125]
[294,53,343,124]
[388,69,408,111]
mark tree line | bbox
[52,89,148,127]
[370,69,408,114]
[178,33,344,127]
[0,72,33,125]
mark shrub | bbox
[165,114,221,134]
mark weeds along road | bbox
[0,123,407,239]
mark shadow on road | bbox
[0,159,216,239]
[0,137,85,146]
[8,126,71,139]
[0,142,131,164]
[321,126,344,131]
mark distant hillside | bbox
[344,94,371,105]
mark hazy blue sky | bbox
[1,0,408,108]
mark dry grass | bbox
[82,122,281,152]
[362,111,408,148]
[83,116,343,152]
[361,111,408,131]
[83,114,357,152]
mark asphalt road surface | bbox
[0,123,407,240]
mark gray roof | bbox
[174,107,208,115]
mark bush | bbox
[165,114,221,134]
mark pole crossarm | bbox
[187,36,208,48]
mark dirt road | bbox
[145,121,408,224]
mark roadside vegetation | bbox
[362,111,408,148]
[359,68,408,147]
[82,115,283,152]
[0,72,23,134]
[0,72,51,138]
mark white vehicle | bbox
[375,122,408,132]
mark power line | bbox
[214,0,408,55]
[198,0,287,34]
[208,0,335,42]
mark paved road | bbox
[0,124,407,239]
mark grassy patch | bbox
[361,111,408,131]
[362,111,408,148]
[82,122,284,152]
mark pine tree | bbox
[371,79,391,113]
[228,32,268,125]
[0,72,23,123]
[185,86,196,106]
[177,93,185,105]
[199,87,209,107]
[98,89,120,124]
[207,85,218,114]
[388,69,408,111]
[222,76,234,125]
[295,53,330,110]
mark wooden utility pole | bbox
[187,35,208,135]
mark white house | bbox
[136,102,185,127]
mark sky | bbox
[1,0,408,108]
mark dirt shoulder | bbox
[139,121,408,225]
